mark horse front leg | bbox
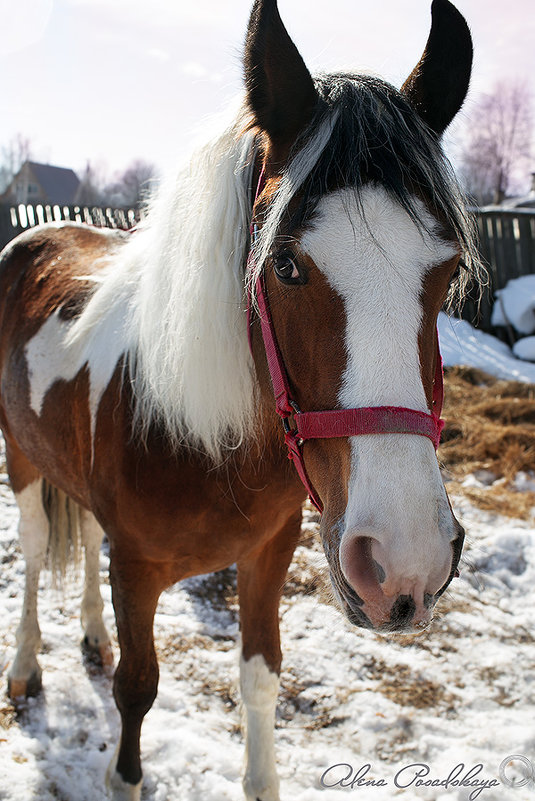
[106,556,163,801]
[237,509,302,801]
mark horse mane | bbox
[70,74,483,461]
[69,111,259,461]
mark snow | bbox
[439,312,535,382]
[489,275,535,365]
[491,276,535,335]
[2,315,535,800]
[513,337,535,363]
[441,276,535,378]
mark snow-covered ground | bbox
[1,320,535,801]
[2,458,535,801]
[440,274,535,381]
[491,276,535,338]
[439,312,535,383]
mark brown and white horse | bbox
[0,0,480,798]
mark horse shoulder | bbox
[0,225,127,504]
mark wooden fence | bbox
[1,202,534,333]
[0,202,143,251]
[462,207,535,331]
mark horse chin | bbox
[333,579,438,634]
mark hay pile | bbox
[440,366,535,518]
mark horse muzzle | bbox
[331,523,464,633]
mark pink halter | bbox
[247,173,444,513]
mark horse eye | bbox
[273,252,303,284]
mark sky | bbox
[2,0,534,179]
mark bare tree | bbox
[106,160,158,208]
[76,161,109,206]
[459,80,533,205]
[0,133,33,193]
[76,159,158,208]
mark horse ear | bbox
[401,0,473,136]
[244,0,318,152]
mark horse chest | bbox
[89,405,306,574]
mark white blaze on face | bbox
[301,185,458,610]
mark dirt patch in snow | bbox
[376,663,456,710]
[441,366,535,517]
[0,701,17,731]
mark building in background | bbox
[0,161,80,206]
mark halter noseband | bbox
[247,172,444,513]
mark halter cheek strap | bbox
[247,174,445,514]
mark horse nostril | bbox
[340,534,385,599]
[389,595,416,628]
[372,559,386,583]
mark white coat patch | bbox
[24,298,129,443]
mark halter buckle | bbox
[282,400,303,445]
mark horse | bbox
[0,0,481,798]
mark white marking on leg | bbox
[9,480,48,695]
[105,744,142,801]
[80,510,111,659]
[240,654,280,801]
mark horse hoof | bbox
[82,637,114,668]
[99,643,114,667]
[7,678,27,700]
[8,669,42,700]
[106,746,142,800]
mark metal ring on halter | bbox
[282,399,303,440]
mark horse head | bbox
[245,0,475,632]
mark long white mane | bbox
[69,75,482,463]
[69,113,259,460]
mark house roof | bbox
[26,161,80,205]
